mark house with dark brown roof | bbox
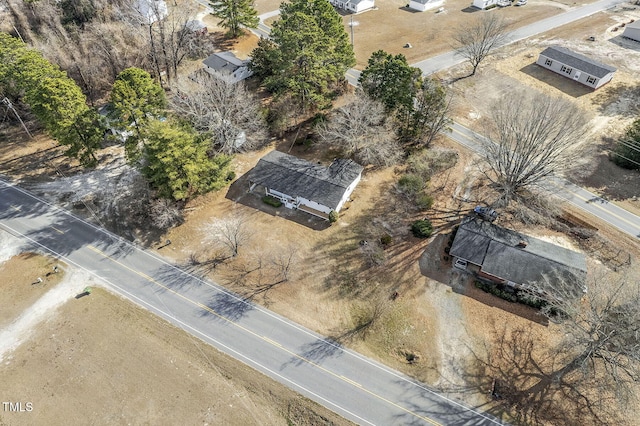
[536,45,616,90]
[247,151,363,219]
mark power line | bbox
[1,96,32,139]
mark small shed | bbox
[409,0,444,11]
[247,151,363,219]
[622,20,640,42]
[536,45,616,90]
[203,51,253,83]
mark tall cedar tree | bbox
[359,50,450,145]
[250,0,355,112]
[358,50,421,112]
[209,0,259,38]
[0,33,102,166]
[142,119,233,201]
[110,67,167,163]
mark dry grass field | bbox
[0,250,352,426]
[1,0,640,424]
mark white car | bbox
[454,258,468,270]
[516,0,527,5]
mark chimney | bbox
[517,240,527,248]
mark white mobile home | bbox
[536,45,616,90]
[409,0,444,11]
[622,21,640,42]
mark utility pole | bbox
[349,15,359,46]
[2,97,32,139]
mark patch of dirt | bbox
[0,252,65,329]
[0,264,84,362]
[446,6,640,216]
[259,0,578,68]
[0,280,352,426]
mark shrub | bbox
[329,210,339,223]
[398,174,425,196]
[411,219,433,238]
[610,119,640,170]
[406,148,458,182]
[226,170,236,181]
[380,233,392,246]
[262,195,282,207]
[415,193,434,210]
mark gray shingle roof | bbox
[203,51,247,73]
[539,45,616,78]
[247,151,363,210]
[450,218,587,287]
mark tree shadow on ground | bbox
[518,63,592,98]
[590,81,640,118]
[443,324,625,426]
[280,336,346,370]
[608,34,640,52]
[571,136,640,203]
[225,173,331,231]
[384,369,507,425]
[200,290,255,323]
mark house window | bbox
[586,76,597,85]
[544,58,553,66]
[560,65,573,75]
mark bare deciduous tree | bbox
[205,214,251,257]
[150,198,183,229]
[478,91,590,205]
[316,92,400,166]
[490,268,640,424]
[171,71,268,154]
[269,245,299,284]
[452,14,509,77]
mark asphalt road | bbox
[0,178,506,426]
[412,0,628,75]
[322,0,628,83]
[447,122,640,239]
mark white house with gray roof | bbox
[409,0,444,12]
[536,45,616,90]
[203,51,253,83]
[450,218,587,297]
[622,20,640,42]
[247,151,363,219]
[346,0,375,12]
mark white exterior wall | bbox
[472,0,497,9]
[296,197,333,215]
[266,188,293,203]
[347,0,374,12]
[335,173,362,212]
[536,54,615,90]
[409,0,443,11]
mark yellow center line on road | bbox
[85,244,442,426]
[545,180,640,231]
[262,336,283,348]
[340,375,363,388]
[51,226,64,234]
